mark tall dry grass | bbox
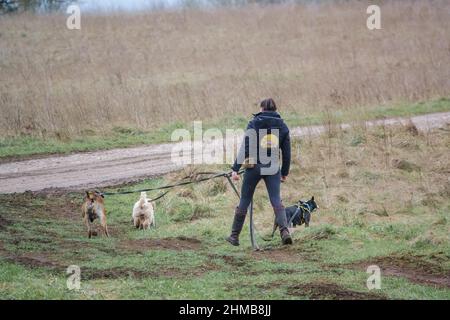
[0,0,449,137]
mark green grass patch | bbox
[0,174,449,299]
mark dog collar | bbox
[299,202,311,213]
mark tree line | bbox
[0,0,72,13]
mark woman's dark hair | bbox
[260,98,277,111]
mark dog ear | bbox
[311,196,314,201]
[94,190,104,198]
[85,191,92,199]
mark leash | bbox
[248,200,259,250]
[97,168,261,250]
[101,170,244,196]
[147,190,171,202]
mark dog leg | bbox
[84,216,92,238]
[133,217,140,229]
[139,216,145,230]
[100,215,109,237]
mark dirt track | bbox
[0,112,449,194]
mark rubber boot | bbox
[226,207,247,246]
[274,205,293,245]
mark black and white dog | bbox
[271,196,319,237]
[286,196,318,228]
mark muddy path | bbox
[0,112,449,194]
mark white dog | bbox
[132,192,155,230]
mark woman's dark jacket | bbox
[232,111,291,177]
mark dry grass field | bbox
[1,0,449,138]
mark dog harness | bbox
[288,201,312,227]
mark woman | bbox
[227,98,292,246]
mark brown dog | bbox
[81,191,109,238]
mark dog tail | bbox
[139,192,147,208]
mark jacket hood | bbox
[252,111,285,129]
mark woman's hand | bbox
[281,176,287,183]
[232,171,240,181]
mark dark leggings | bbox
[238,165,282,212]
